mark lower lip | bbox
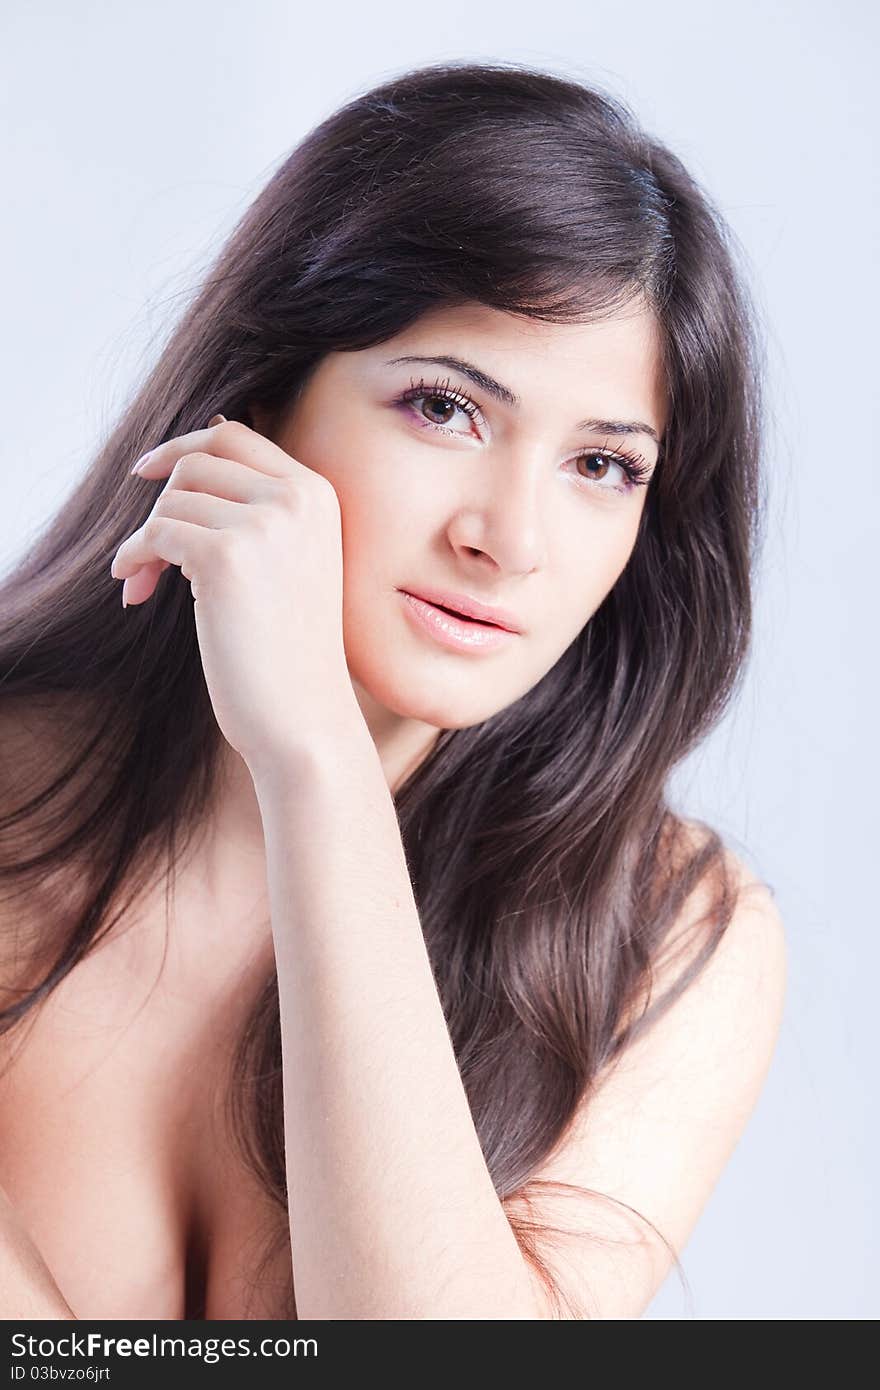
[399,591,517,652]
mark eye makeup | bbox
[391,374,655,496]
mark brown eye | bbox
[421,395,458,425]
[577,452,613,482]
[399,379,483,434]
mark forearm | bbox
[252,731,541,1321]
[1,1186,76,1319]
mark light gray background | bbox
[1,1,876,1320]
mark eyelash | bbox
[394,375,654,494]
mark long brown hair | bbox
[0,61,767,1318]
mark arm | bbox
[1,1184,76,1319]
[111,417,538,1318]
[252,727,543,1321]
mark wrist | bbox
[246,715,379,802]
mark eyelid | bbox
[395,376,653,487]
[399,375,485,428]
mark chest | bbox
[0,940,294,1320]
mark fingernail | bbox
[131,451,153,474]
[207,414,227,427]
[121,578,130,609]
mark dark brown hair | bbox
[0,60,767,1318]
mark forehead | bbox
[372,300,668,436]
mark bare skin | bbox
[0,301,669,1318]
[181,296,666,898]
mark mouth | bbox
[416,599,501,627]
[398,590,518,653]
[399,588,522,633]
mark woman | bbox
[0,60,786,1321]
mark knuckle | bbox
[247,506,275,538]
[154,487,179,517]
[275,475,303,511]
[212,527,239,565]
[171,453,194,478]
[166,456,191,490]
[306,471,339,510]
[317,474,341,507]
[212,419,243,442]
[316,478,342,520]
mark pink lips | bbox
[399,591,518,653]
[400,587,523,632]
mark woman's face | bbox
[261,300,667,741]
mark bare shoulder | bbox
[512,822,787,1319]
[639,818,787,1045]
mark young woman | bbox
[0,61,786,1321]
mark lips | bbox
[400,587,522,633]
[428,600,498,627]
[399,590,516,653]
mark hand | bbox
[110,417,366,774]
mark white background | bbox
[1,0,876,1319]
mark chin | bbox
[352,660,505,731]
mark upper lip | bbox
[401,586,524,633]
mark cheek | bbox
[599,516,642,578]
[284,412,408,546]
[560,516,643,624]
[333,474,408,569]
[333,448,444,560]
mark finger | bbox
[132,419,295,483]
[110,515,214,581]
[137,451,282,506]
[121,562,165,607]
[112,492,246,580]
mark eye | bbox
[577,451,621,484]
[420,395,468,427]
[393,376,656,495]
[572,448,653,494]
[395,376,482,437]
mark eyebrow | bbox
[385,353,661,444]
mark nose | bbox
[446,446,547,576]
